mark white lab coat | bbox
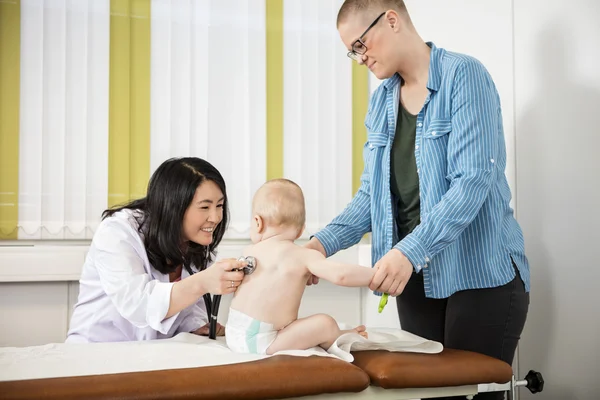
[66,209,208,343]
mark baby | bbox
[225,178,374,355]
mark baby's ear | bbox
[254,215,265,233]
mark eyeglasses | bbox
[347,12,386,62]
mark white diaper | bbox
[225,308,278,355]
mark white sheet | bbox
[0,327,443,382]
[278,326,443,362]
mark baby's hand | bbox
[306,274,319,286]
[194,322,225,336]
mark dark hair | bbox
[102,157,229,275]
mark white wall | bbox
[514,0,600,399]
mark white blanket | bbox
[279,326,443,362]
[0,327,442,382]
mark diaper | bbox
[225,308,278,355]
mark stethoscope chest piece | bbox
[237,256,257,275]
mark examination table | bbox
[0,333,544,400]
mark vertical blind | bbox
[283,0,353,235]
[0,0,369,241]
[18,0,110,239]
[150,0,268,238]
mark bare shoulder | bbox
[296,246,325,265]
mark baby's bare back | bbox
[230,240,314,329]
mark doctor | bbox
[66,157,246,343]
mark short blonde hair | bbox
[337,0,408,26]
[252,179,305,230]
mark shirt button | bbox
[417,123,422,127]
[417,169,420,174]
[490,158,495,163]
[425,256,430,262]
[415,145,419,150]
[431,131,437,136]
[369,144,374,149]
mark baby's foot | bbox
[343,325,368,339]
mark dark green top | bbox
[390,101,421,241]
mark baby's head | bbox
[250,179,306,243]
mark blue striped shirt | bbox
[314,42,530,299]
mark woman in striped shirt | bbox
[307,2,530,399]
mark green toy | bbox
[378,293,389,313]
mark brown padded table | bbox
[0,349,513,400]
[351,348,513,389]
[0,355,369,400]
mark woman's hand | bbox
[369,249,413,296]
[198,258,246,295]
[304,238,326,285]
[194,322,225,336]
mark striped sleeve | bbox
[396,58,500,269]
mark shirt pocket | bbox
[367,131,387,149]
[423,119,452,140]
[364,131,387,176]
[421,119,452,185]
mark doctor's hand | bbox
[198,258,246,295]
[303,238,326,286]
[370,249,413,297]
[194,322,225,337]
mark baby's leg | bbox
[265,314,367,355]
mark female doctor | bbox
[66,157,246,343]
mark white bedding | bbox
[0,327,443,382]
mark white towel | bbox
[0,327,442,382]
[273,326,443,362]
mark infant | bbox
[225,178,374,355]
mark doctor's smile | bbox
[182,180,225,246]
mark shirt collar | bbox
[425,42,443,92]
[381,42,443,92]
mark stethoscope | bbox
[203,256,257,339]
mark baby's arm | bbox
[303,249,374,287]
